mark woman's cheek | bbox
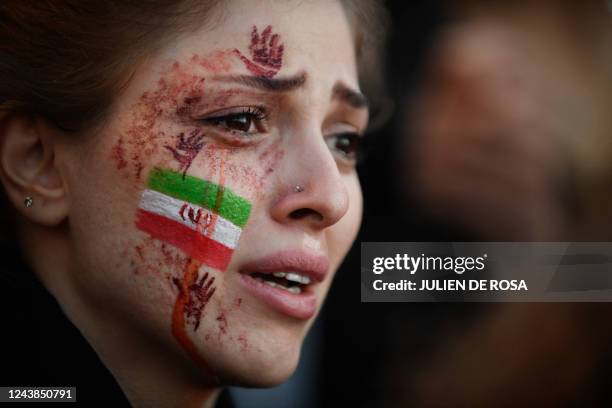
[111,127,284,360]
[99,31,293,363]
[125,135,285,278]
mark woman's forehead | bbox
[158,0,358,85]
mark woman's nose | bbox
[270,137,349,231]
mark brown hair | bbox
[0,0,386,132]
[0,0,388,242]
[342,0,390,126]
[0,0,227,132]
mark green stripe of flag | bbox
[147,168,251,228]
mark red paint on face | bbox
[258,138,285,179]
[185,271,216,331]
[119,22,289,182]
[179,203,188,221]
[237,332,249,353]
[111,136,128,170]
[250,26,283,70]
[121,36,289,193]
[191,50,234,74]
[161,243,178,266]
[134,161,144,180]
[167,152,228,365]
[176,95,202,116]
[216,312,228,336]
[121,59,210,180]
[135,244,145,262]
[130,262,140,275]
[120,31,295,367]
[131,238,187,276]
[217,137,285,203]
[172,259,215,371]
[234,25,284,78]
[264,149,284,176]
[257,138,281,161]
[164,129,205,178]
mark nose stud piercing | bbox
[294,185,304,193]
[24,196,33,208]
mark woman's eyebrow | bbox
[212,72,307,92]
[332,82,368,109]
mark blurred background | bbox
[1,0,610,406]
[232,0,612,406]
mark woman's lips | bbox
[238,250,330,320]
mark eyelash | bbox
[199,106,363,165]
[199,106,269,137]
[325,132,363,165]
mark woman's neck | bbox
[66,289,222,408]
[24,224,222,408]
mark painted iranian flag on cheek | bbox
[135,168,252,271]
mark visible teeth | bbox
[286,272,311,285]
[258,277,303,294]
[287,286,302,294]
[263,280,278,288]
[272,272,287,278]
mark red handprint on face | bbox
[173,271,216,331]
[233,25,284,78]
[164,129,205,178]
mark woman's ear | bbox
[0,113,69,226]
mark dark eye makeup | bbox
[197,103,365,166]
[199,106,269,135]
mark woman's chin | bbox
[205,336,302,388]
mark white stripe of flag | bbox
[139,189,242,249]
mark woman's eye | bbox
[210,114,253,132]
[201,107,268,135]
[326,132,362,164]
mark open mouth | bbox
[248,271,312,294]
[238,250,329,319]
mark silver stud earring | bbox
[24,196,33,208]
[294,185,304,193]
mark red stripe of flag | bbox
[135,209,233,271]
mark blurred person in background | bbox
[385,1,612,406]
[406,0,612,242]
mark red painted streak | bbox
[111,136,128,170]
[203,150,227,237]
[135,209,233,271]
[172,259,211,372]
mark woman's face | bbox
[58,0,365,386]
